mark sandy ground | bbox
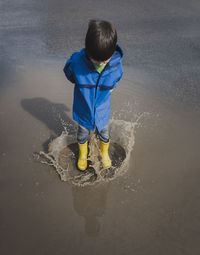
[1,0,200,254]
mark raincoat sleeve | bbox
[116,71,123,83]
[113,66,123,88]
[63,57,75,83]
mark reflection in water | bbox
[72,184,109,237]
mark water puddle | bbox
[38,119,137,186]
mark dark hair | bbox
[85,20,117,61]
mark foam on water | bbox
[39,118,137,186]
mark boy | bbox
[63,20,123,171]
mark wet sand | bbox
[1,0,200,254]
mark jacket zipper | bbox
[95,63,109,98]
[95,72,102,98]
[93,64,108,125]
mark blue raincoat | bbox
[63,44,123,131]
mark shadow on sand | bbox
[21,97,76,151]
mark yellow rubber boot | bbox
[78,141,88,171]
[100,141,111,168]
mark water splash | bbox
[38,118,140,186]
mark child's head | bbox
[85,20,117,64]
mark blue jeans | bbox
[77,124,109,144]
